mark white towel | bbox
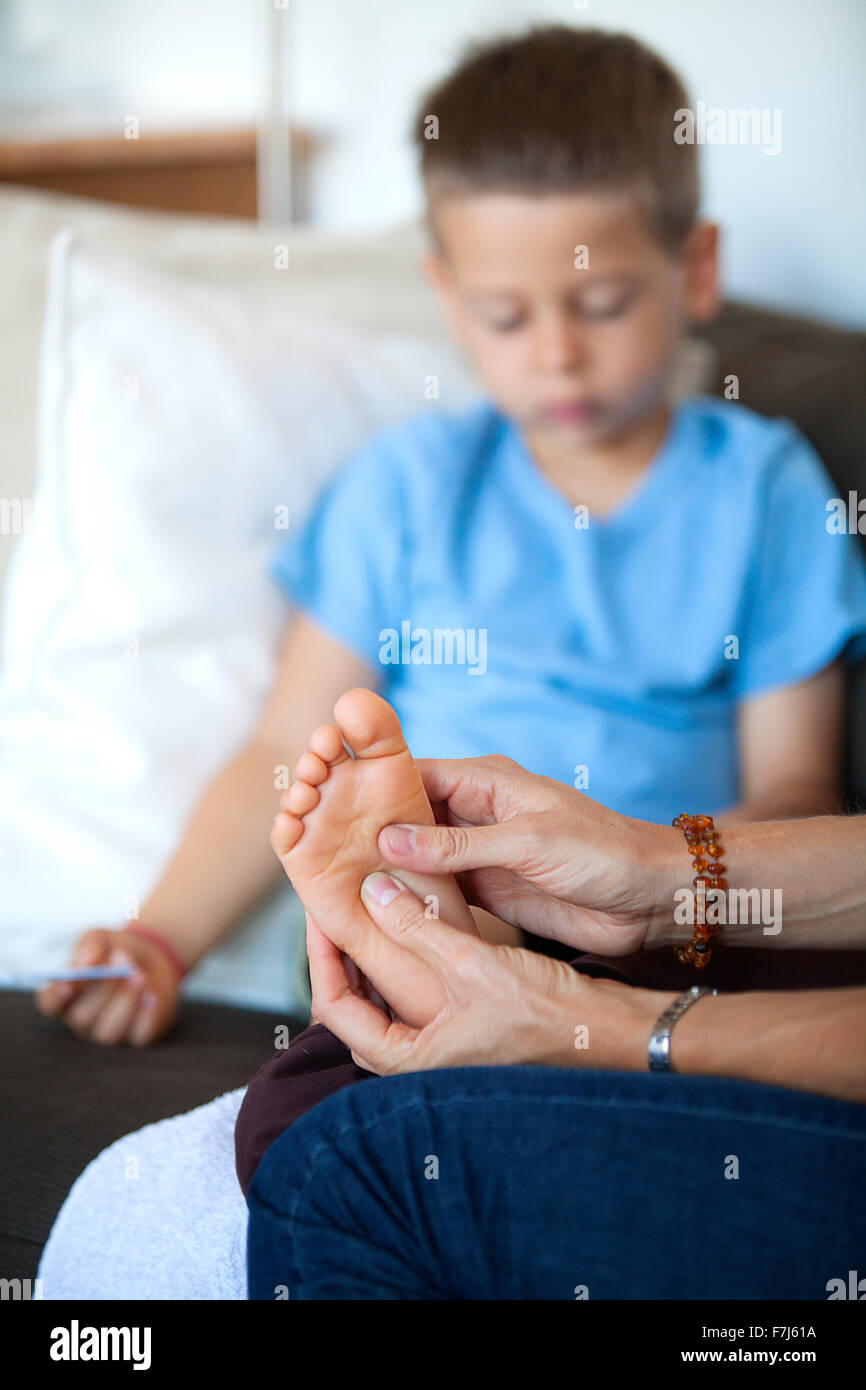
[39,1088,248,1300]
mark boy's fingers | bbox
[37,929,114,1015]
[63,942,148,1037]
[72,930,113,967]
[36,982,73,1016]
[89,980,146,1046]
[64,981,117,1035]
[129,990,173,1048]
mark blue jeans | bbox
[246,1066,866,1300]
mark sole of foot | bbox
[271,687,477,1029]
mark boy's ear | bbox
[683,221,721,324]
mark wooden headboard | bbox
[0,126,319,221]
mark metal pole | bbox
[257,0,292,224]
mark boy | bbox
[40,26,866,1048]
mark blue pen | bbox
[0,965,137,989]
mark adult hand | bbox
[307,874,667,1076]
[36,927,180,1046]
[307,916,390,1024]
[377,756,679,956]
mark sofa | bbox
[1,186,864,1286]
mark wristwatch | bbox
[648,985,718,1072]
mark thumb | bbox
[360,872,474,971]
[72,929,113,966]
[377,820,524,876]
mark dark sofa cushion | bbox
[699,300,866,513]
[0,991,303,1284]
[697,301,866,807]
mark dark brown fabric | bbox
[235,1023,369,1196]
[696,300,866,810]
[698,301,866,528]
[573,944,866,993]
[0,991,304,1282]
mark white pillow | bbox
[0,231,478,1009]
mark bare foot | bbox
[271,688,478,1029]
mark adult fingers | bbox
[311,879,467,1072]
[310,920,414,1072]
[325,874,491,1072]
[377,818,534,878]
[359,872,479,976]
[414,755,527,824]
[307,911,357,1013]
[306,911,342,966]
[306,910,390,1022]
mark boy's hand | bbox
[36,928,179,1046]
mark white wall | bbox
[288,0,866,328]
[1,0,863,326]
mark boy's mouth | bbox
[540,399,602,426]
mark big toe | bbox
[333,688,408,760]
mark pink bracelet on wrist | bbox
[123,923,188,981]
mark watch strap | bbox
[648,985,718,1073]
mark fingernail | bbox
[361,872,403,906]
[142,990,158,1009]
[110,949,131,966]
[381,824,416,857]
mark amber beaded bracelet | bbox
[671,813,727,968]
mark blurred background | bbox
[0,1,864,1222]
[1,0,864,326]
[0,0,863,1013]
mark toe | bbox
[309,723,349,765]
[294,751,329,786]
[334,688,407,760]
[284,781,320,816]
[271,810,305,856]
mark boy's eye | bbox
[574,288,638,320]
[486,314,527,333]
[580,302,629,321]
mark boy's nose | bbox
[531,315,587,374]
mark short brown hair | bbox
[414,25,699,251]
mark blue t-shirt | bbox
[271,397,866,823]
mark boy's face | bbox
[425,191,718,447]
